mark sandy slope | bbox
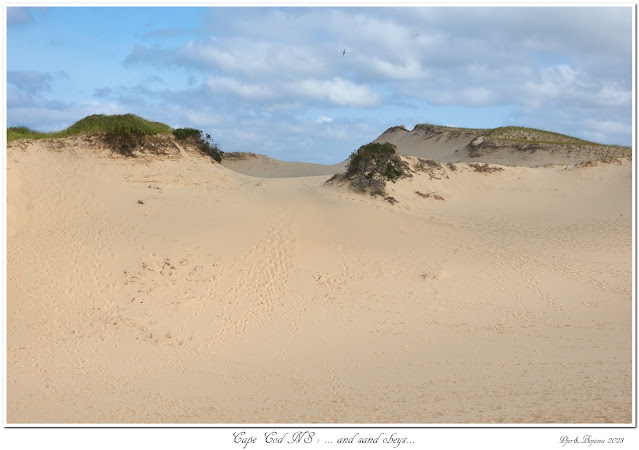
[6,137,632,424]
[222,153,347,178]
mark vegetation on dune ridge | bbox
[385,123,489,134]
[64,114,172,136]
[7,126,49,141]
[8,114,224,161]
[8,114,172,142]
[387,123,627,148]
[485,126,617,147]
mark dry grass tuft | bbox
[415,191,445,200]
[469,163,504,173]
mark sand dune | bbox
[6,135,632,424]
[373,124,632,167]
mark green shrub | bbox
[346,142,409,182]
[383,161,403,181]
[342,141,410,199]
[199,137,224,163]
[171,128,201,141]
[173,128,224,162]
[346,142,400,178]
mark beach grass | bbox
[407,123,622,148]
[7,114,172,143]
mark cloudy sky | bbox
[6,5,633,163]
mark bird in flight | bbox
[343,49,346,56]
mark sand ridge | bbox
[6,136,632,424]
[373,124,632,167]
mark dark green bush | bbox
[199,139,224,163]
[341,141,410,199]
[346,142,408,182]
[347,142,398,177]
[172,128,224,162]
[172,128,201,141]
[383,162,403,181]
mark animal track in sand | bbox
[119,254,220,341]
[205,208,296,347]
[125,256,218,296]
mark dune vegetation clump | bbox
[8,114,174,157]
[414,158,449,180]
[172,128,224,163]
[104,125,148,157]
[223,151,259,160]
[171,127,202,141]
[98,115,173,157]
[344,142,411,196]
[469,162,504,173]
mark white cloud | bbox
[541,65,577,85]
[203,76,379,108]
[421,86,496,107]
[316,116,333,124]
[522,64,631,113]
[175,37,329,79]
[368,58,429,80]
[206,77,277,101]
[595,84,632,107]
[583,119,631,135]
[460,88,494,106]
[290,78,381,107]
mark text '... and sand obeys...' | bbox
[233,431,414,448]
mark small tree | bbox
[346,142,407,182]
[341,141,410,197]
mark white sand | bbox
[6,136,632,424]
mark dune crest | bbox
[373,123,631,167]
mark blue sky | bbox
[6,6,633,164]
